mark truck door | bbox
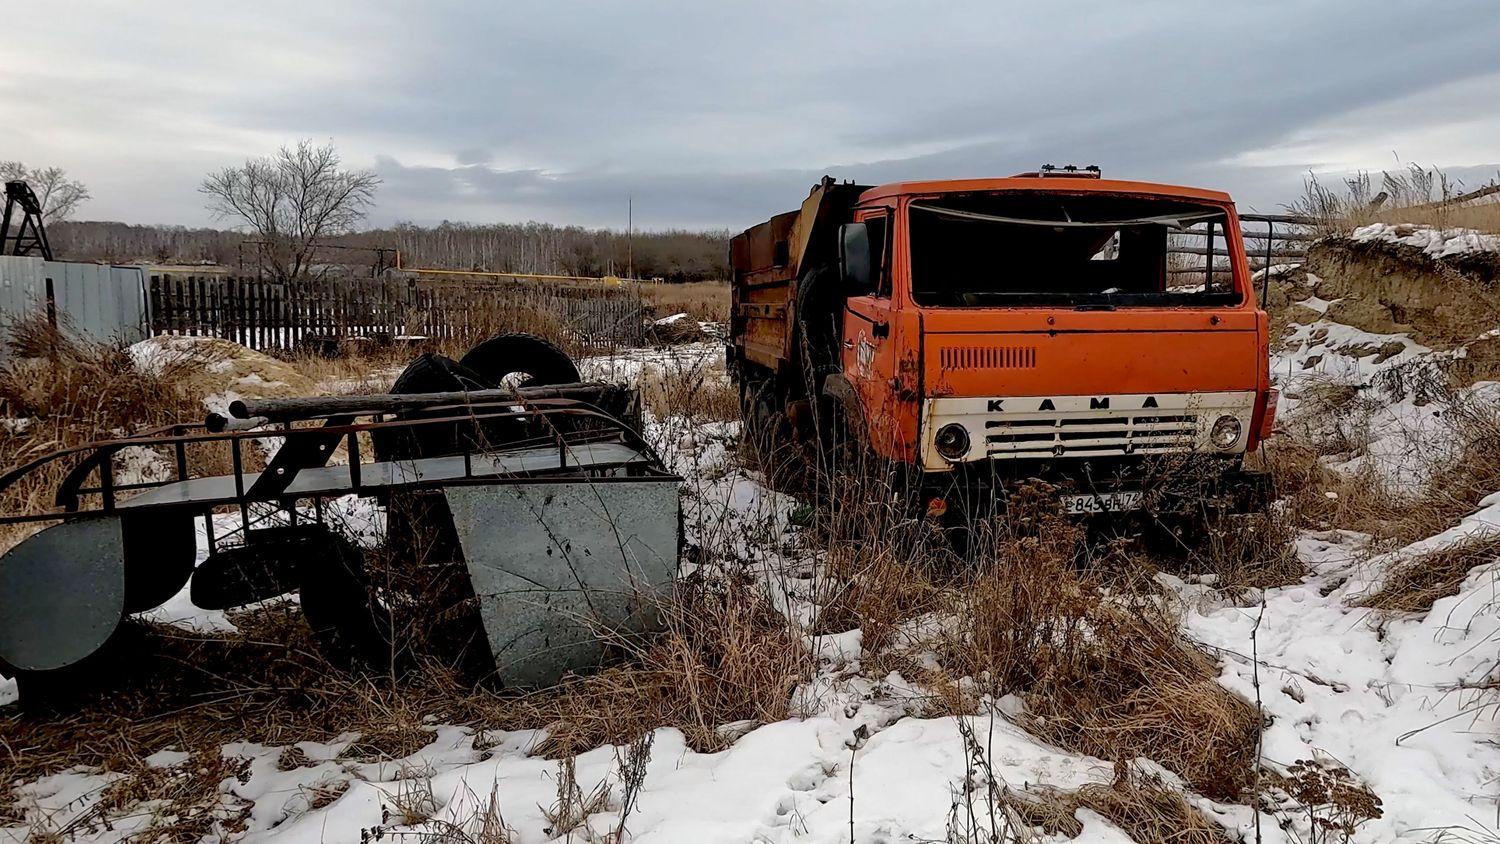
[841,210,904,457]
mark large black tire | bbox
[7,621,147,711]
[298,533,397,673]
[458,332,580,389]
[460,332,583,446]
[796,266,841,379]
[742,380,808,492]
[189,525,322,610]
[371,353,494,461]
[740,380,780,464]
[391,352,492,393]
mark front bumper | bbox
[919,391,1258,471]
[912,454,1271,519]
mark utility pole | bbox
[627,195,634,281]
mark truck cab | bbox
[730,171,1276,514]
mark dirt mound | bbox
[1303,237,1500,350]
[129,336,316,412]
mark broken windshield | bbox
[907,193,1242,307]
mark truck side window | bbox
[863,214,890,297]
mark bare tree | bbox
[199,140,380,280]
[0,161,91,222]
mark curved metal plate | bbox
[0,516,126,671]
[445,480,680,687]
[121,511,196,613]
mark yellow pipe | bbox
[409,267,634,284]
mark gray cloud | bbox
[6,1,1499,230]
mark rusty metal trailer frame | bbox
[0,396,667,531]
[0,387,682,690]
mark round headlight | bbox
[1210,415,1242,450]
[934,423,971,461]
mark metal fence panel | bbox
[0,257,149,347]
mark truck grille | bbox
[984,413,1198,458]
[938,345,1036,371]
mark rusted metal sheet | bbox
[729,178,871,376]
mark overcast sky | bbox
[5,1,1499,232]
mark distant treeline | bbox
[49,220,733,282]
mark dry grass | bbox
[1009,770,1233,843]
[0,572,807,795]
[637,364,739,423]
[0,317,218,550]
[1272,370,1500,546]
[1357,533,1500,613]
[540,755,611,839]
[22,748,254,843]
[1387,394,1500,543]
[634,280,728,324]
[507,573,809,756]
[801,473,1264,804]
[954,537,1260,802]
[275,346,410,393]
[1291,164,1500,235]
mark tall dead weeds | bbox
[1357,532,1500,614]
[805,470,1264,804]
[0,316,216,550]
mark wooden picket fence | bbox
[147,274,649,351]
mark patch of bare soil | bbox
[1304,239,1500,353]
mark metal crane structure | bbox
[0,180,54,260]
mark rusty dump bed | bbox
[730,178,869,374]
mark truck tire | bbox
[819,374,870,477]
[459,332,580,389]
[189,525,323,610]
[372,353,493,461]
[460,332,584,445]
[796,266,841,378]
[741,380,782,462]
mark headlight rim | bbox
[1210,414,1243,450]
[934,422,971,461]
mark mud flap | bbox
[443,480,680,687]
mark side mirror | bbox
[839,223,872,293]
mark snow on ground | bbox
[577,340,723,386]
[1351,223,1500,259]
[1186,512,1500,842]
[9,332,1500,842]
[1269,269,1489,490]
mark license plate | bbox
[1060,491,1144,515]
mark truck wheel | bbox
[796,266,841,377]
[741,381,782,462]
[821,396,866,477]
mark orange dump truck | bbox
[729,169,1277,516]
